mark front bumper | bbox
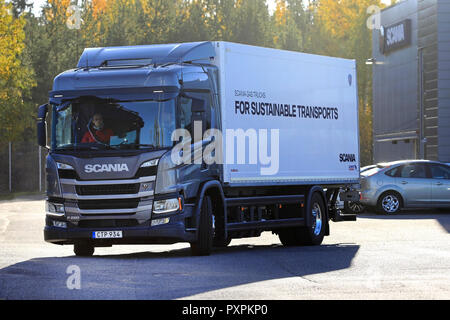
[44,206,196,246]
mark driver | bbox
[81,113,114,143]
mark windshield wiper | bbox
[55,143,117,151]
[114,143,156,149]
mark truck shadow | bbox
[0,242,359,300]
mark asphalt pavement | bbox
[0,196,449,300]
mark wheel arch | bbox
[194,180,227,240]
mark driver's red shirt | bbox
[81,128,114,143]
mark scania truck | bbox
[37,41,360,256]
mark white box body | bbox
[212,42,360,186]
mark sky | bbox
[29,0,393,17]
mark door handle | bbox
[401,181,408,184]
[435,182,443,186]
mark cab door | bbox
[429,164,450,207]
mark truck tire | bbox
[213,236,232,248]
[278,192,325,246]
[190,195,213,256]
[377,191,402,215]
[74,242,95,257]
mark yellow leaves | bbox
[0,0,27,82]
[317,0,382,38]
[0,0,36,142]
[45,0,71,22]
[274,0,287,27]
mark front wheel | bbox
[190,195,213,256]
[74,242,95,257]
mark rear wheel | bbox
[190,195,213,256]
[377,191,402,215]
[278,192,325,246]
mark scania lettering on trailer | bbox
[339,153,356,162]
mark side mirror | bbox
[37,104,48,148]
[191,97,206,113]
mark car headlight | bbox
[153,198,182,214]
[46,201,65,216]
[56,162,74,170]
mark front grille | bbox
[58,169,78,179]
[76,184,140,196]
[77,198,140,210]
[78,219,140,228]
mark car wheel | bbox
[377,191,402,215]
[344,201,365,214]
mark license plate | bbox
[92,231,123,239]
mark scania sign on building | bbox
[84,163,129,173]
[379,19,411,54]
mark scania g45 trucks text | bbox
[37,41,360,256]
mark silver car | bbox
[359,160,450,214]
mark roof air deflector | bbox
[77,42,215,69]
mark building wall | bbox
[372,0,449,163]
[372,0,419,163]
[418,0,439,160]
[437,0,450,162]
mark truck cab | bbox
[39,42,222,256]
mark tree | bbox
[0,0,36,145]
[272,0,307,52]
[231,0,272,47]
[315,0,384,165]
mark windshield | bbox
[52,97,180,150]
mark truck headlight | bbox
[153,198,182,214]
[141,159,159,167]
[56,162,74,170]
[154,151,177,194]
[46,201,65,216]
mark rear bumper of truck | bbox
[44,208,196,246]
